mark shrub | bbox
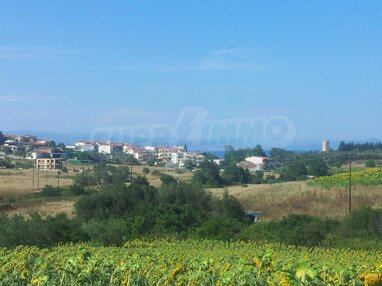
[41,185,62,197]
[365,160,376,168]
[62,184,86,196]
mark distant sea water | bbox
[206,150,272,158]
[209,150,225,158]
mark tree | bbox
[184,160,196,171]
[57,143,66,149]
[222,164,252,185]
[365,160,376,168]
[160,174,176,185]
[252,144,266,157]
[0,131,5,145]
[269,148,295,162]
[192,160,222,187]
[306,159,329,176]
[281,161,308,181]
[44,141,56,148]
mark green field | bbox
[1,240,381,285]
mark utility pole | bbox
[130,164,133,183]
[32,160,35,188]
[37,165,40,190]
[57,170,60,188]
[348,153,352,214]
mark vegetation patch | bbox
[308,168,382,188]
[0,240,380,285]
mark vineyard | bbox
[308,168,382,188]
[0,240,381,285]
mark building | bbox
[36,158,63,170]
[244,210,262,223]
[184,152,205,167]
[213,158,225,166]
[75,142,97,152]
[123,145,136,155]
[0,145,12,155]
[98,144,113,154]
[158,146,184,162]
[244,156,272,171]
[133,148,158,162]
[171,152,185,166]
[26,148,68,160]
[237,161,258,172]
[322,140,330,152]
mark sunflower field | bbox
[308,168,382,188]
[0,239,381,285]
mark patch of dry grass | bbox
[132,166,193,188]
[5,199,77,218]
[0,169,74,198]
[208,182,382,221]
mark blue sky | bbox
[1,1,381,148]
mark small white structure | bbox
[123,145,136,155]
[171,152,185,166]
[98,144,113,154]
[237,161,258,172]
[244,156,271,171]
[213,159,225,166]
[184,152,205,166]
[133,149,158,162]
[144,146,156,152]
[244,210,262,223]
[75,142,97,152]
[322,140,330,152]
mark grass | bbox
[5,164,380,222]
[5,199,76,218]
[131,165,193,188]
[0,168,75,216]
[207,181,382,221]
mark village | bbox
[0,133,271,172]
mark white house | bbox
[171,152,185,166]
[244,156,272,171]
[213,158,225,166]
[184,152,205,166]
[98,144,113,154]
[133,149,158,162]
[75,142,97,152]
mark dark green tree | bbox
[306,159,329,176]
[192,160,222,187]
[281,161,308,181]
[0,131,5,145]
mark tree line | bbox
[338,141,382,152]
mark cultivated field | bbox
[1,240,380,285]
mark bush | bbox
[142,167,150,174]
[151,169,162,176]
[160,174,176,185]
[336,206,382,239]
[41,185,62,197]
[62,184,86,196]
[240,214,339,247]
[365,160,376,168]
